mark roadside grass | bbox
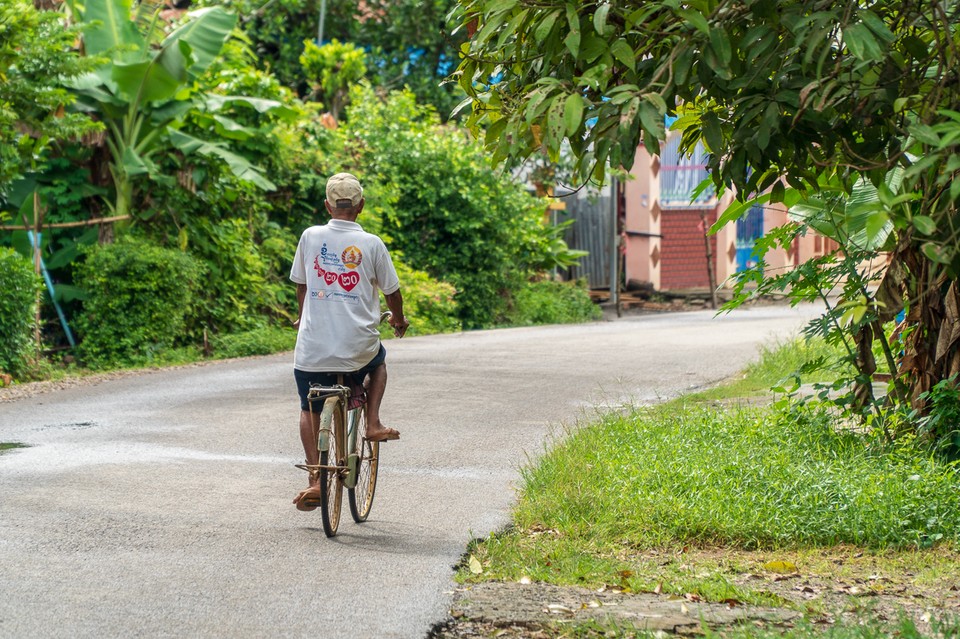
[456,337,960,636]
[691,335,845,401]
[549,616,960,639]
[0,442,26,453]
[517,402,960,550]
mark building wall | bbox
[621,133,870,293]
[623,151,662,289]
[660,209,717,289]
[623,135,738,291]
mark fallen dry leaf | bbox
[468,555,483,575]
[763,560,799,574]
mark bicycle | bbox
[295,312,392,537]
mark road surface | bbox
[0,304,821,638]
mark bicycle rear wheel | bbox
[319,405,344,537]
[348,405,379,522]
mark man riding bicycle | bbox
[289,172,409,511]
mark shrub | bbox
[210,326,296,359]
[506,278,601,326]
[383,258,460,337]
[0,248,40,376]
[183,217,290,334]
[75,239,202,368]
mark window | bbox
[659,136,714,209]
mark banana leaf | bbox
[82,0,145,60]
[167,129,276,191]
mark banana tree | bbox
[67,0,292,221]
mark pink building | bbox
[621,132,838,293]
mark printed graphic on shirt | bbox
[311,245,362,303]
[309,288,360,304]
[341,246,363,269]
[319,243,341,267]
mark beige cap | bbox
[326,172,363,208]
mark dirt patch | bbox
[431,547,960,637]
[431,581,800,637]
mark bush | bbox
[506,278,601,326]
[0,248,40,377]
[75,239,202,368]
[383,259,460,337]
[210,326,297,359]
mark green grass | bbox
[456,337,960,636]
[541,617,960,639]
[516,402,960,550]
[209,326,297,359]
[693,335,848,401]
[0,442,26,454]
[549,616,960,639]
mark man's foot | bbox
[293,484,322,511]
[365,423,400,442]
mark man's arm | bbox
[294,283,306,328]
[384,290,409,338]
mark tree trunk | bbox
[897,243,960,413]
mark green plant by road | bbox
[456,338,960,637]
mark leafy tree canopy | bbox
[208,0,466,118]
[452,0,960,430]
[0,0,98,195]
[452,1,959,253]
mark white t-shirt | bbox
[290,219,400,372]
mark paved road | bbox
[0,305,821,638]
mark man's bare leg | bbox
[293,409,322,509]
[364,363,399,440]
[299,409,320,468]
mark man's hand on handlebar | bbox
[390,316,410,338]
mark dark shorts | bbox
[294,344,386,412]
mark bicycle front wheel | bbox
[348,406,379,523]
[319,404,345,537]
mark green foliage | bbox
[0,0,99,191]
[210,326,296,358]
[300,39,367,119]
[199,0,465,118]
[518,401,960,550]
[66,1,293,219]
[914,375,960,459]
[0,248,39,376]
[452,0,960,217]
[386,258,460,337]
[452,0,960,429]
[341,86,561,328]
[180,216,295,334]
[505,278,601,327]
[74,239,202,368]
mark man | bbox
[289,172,409,511]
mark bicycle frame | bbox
[305,383,363,488]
